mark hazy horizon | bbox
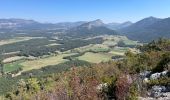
[0,0,170,23]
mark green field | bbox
[3,53,77,73]
[20,53,77,72]
[102,35,139,46]
[73,44,110,53]
[70,35,140,63]
[109,51,125,55]
[109,47,129,55]
[4,60,24,73]
[77,52,112,63]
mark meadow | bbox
[77,52,113,63]
[4,60,24,73]
[3,53,77,73]
[3,56,25,63]
[73,44,110,53]
[20,53,77,72]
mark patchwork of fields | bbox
[4,53,77,73]
[2,35,141,74]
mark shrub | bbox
[127,83,139,100]
[115,74,132,100]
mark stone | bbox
[150,73,161,80]
[140,71,151,78]
[96,83,108,91]
[143,78,149,83]
[150,86,167,98]
[161,70,168,76]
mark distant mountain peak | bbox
[120,16,170,42]
[92,19,103,23]
[138,16,160,23]
[122,16,161,30]
[66,19,117,37]
[80,19,104,29]
[147,16,157,19]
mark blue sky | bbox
[0,0,170,23]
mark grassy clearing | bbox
[72,35,140,54]
[113,46,129,51]
[0,37,44,46]
[109,47,129,55]
[109,51,125,56]
[3,56,25,63]
[77,52,112,63]
[45,43,61,47]
[122,39,139,45]
[4,60,24,73]
[102,35,139,46]
[102,41,117,46]
[73,44,110,53]
[20,53,77,72]
[124,40,138,45]
[0,96,4,100]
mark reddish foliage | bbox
[69,68,101,100]
[115,74,132,100]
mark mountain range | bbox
[0,19,86,30]
[0,17,170,42]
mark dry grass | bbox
[108,51,125,56]
[3,56,25,63]
[0,37,44,46]
[20,53,76,72]
[45,43,61,47]
[77,52,112,63]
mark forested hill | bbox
[119,17,170,42]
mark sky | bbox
[0,0,170,23]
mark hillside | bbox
[66,19,118,38]
[106,21,133,30]
[120,17,170,42]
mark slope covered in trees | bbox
[120,17,170,42]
